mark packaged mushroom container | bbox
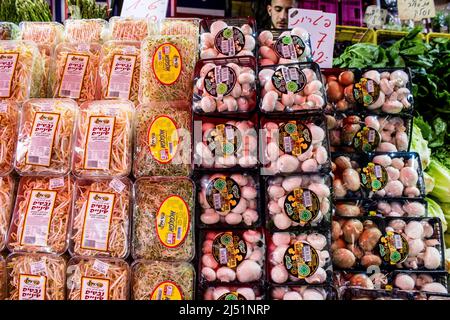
[6,252,66,300]
[200,284,264,300]
[194,117,258,170]
[270,285,334,300]
[132,177,195,262]
[327,113,412,153]
[0,175,15,252]
[131,260,195,300]
[334,199,427,218]
[196,172,260,228]
[333,271,389,290]
[331,217,384,270]
[391,271,448,294]
[323,68,358,113]
[355,68,414,114]
[257,28,312,66]
[199,229,265,284]
[381,217,445,271]
[340,287,412,300]
[69,177,132,259]
[259,62,326,113]
[261,116,330,175]
[200,17,256,59]
[268,231,332,285]
[15,98,78,176]
[193,56,257,114]
[7,175,73,255]
[66,256,130,300]
[332,154,365,199]
[265,174,332,231]
[365,152,425,199]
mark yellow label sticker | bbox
[148,116,179,164]
[156,195,190,248]
[152,43,182,85]
[150,281,183,300]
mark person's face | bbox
[267,0,297,29]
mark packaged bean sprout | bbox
[20,22,65,97]
[99,41,140,105]
[7,175,73,255]
[0,41,40,103]
[0,175,15,252]
[15,99,78,176]
[139,34,198,103]
[109,17,149,41]
[69,177,132,259]
[6,252,66,300]
[132,177,195,262]
[0,100,18,175]
[50,42,101,104]
[133,101,192,178]
[131,260,195,300]
[64,19,109,43]
[73,100,134,178]
[66,256,130,300]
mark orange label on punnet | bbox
[81,277,110,300]
[0,52,18,98]
[18,274,47,300]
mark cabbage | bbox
[411,123,431,169]
[426,197,447,233]
[427,160,450,203]
[423,171,435,194]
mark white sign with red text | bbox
[121,0,169,22]
[288,9,336,68]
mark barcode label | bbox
[219,247,228,264]
[160,149,168,160]
[375,165,382,178]
[221,40,230,54]
[213,193,222,210]
[87,160,98,168]
[177,227,183,240]
[367,80,375,93]
[0,102,7,113]
[289,68,299,80]
[60,90,72,96]
[93,259,110,275]
[368,130,376,142]
[283,136,292,153]
[83,239,96,248]
[30,261,47,275]
[225,127,234,140]
[49,177,65,190]
[281,67,291,82]
[108,91,120,97]
[302,244,312,262]
[27,156,39,163]
[215,66,222,83]
[394,234,403,249]
[23,236,36,245]
[109,179,126,193]
[303,190,312,207]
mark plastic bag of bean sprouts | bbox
[69,177,132,259]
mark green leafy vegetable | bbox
[426,197,447,233]
[427,160,450,204]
